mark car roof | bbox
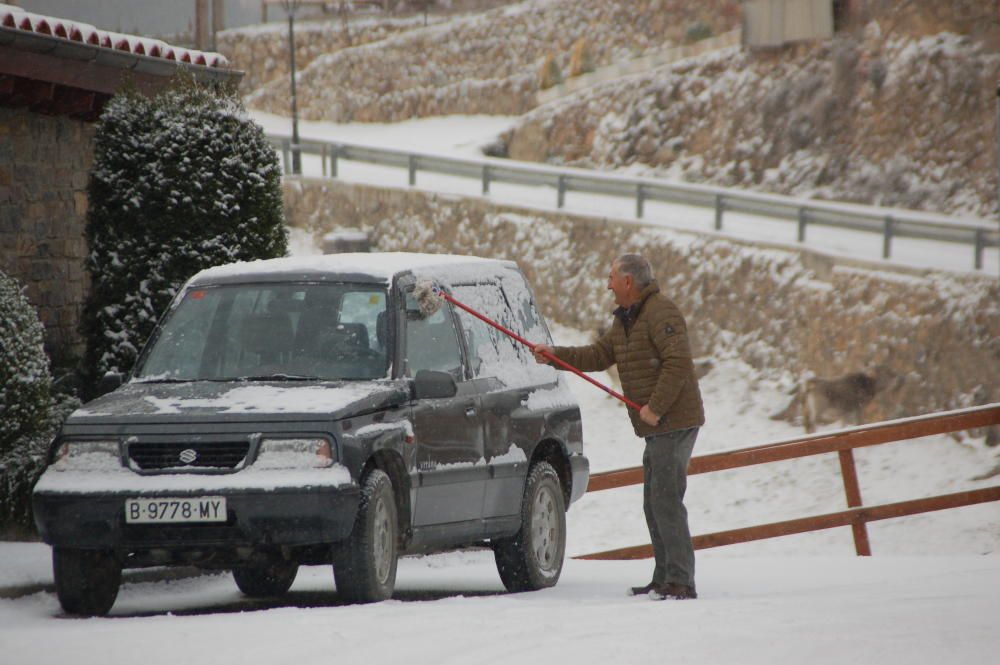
[187,252,519,287]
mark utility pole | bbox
[282,0,302,175]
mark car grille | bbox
[127,442,250,470]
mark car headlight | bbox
[53,440,121,471]
[254,438,334,470]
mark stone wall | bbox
[282,177,1000,424]
[0,107,94,368]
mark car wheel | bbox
[232,559,299,597]
[493,461,566,592]
[333,469,398,603]
[53,548,122,616]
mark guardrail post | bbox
[636,184,646,219]
[482,165,491,195]
[974,229,985,271]
[408,155,417,186]
[281,139,291,176]
[557,175,567,208]
[330,144,339,178]
[320,144,328,177]
[714,195,724,230]
[797,208,808,243]
[883,216,894,259]
[838,449,872,556]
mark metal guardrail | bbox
[268,136,1000,271]
[575,404,1000,559]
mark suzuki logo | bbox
[179,448,198,465]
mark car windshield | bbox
[135,282,390,382]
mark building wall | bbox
[0,107,94,368]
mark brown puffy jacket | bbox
[550,281,705,438]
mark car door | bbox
[402,287,487,528]
[451,281,548,520]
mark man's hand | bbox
[639,404,662,427]
[532,344,554,365]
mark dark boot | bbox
[649,583,697,600]
[627,582,657,597]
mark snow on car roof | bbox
[189,252,516,285]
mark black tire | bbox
[232,559,299,597]
[333,469,398,603]
[493,461,566,592]
[53,548,122,616]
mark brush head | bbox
[412,279,445,318]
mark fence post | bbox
[408,155,417,186]
[838,449,872,556]
[882,216,894,259]
[557,175,567,208]
[330,144,339,178]
[482,165,491,195]
[797,208,808,243]
[281,139,291,176]
[714,194,724,230]
[636,184,646,219]
[321,144,328,177]
[974,229,985,271]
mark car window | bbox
[403,292,464,379]
[136,283,389,381]
[452,283,519,379]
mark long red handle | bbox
[436,289,643,412]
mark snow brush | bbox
[413,280,642,412]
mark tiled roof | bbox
[0,4,230,68]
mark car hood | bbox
[67,379,411,426]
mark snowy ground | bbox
[254,111,1000,276]
[2,324,997,664]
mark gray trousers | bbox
[643,427,698,588]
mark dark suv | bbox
[33,253,588,615]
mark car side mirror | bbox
[97,371,123,396]
[412,370,458,399]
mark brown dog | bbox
[802,365,898,433]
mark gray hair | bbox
[614,254,654,288]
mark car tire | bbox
[493,461,566,592]
[333,469,398,603]
[232,559,299,597]
[53,547,122,616]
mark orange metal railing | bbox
[575,404,1000,560]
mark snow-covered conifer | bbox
[81,81,287,390]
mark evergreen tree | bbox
[0,271,54,534]
[81,81,287,392]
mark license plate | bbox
[125,497,227,524]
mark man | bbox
[533,254,705,600]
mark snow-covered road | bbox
[253,111,1000,276]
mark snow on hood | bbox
[72,379,409,421]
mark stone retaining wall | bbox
[283,177,999,425]
[0,108,93,368]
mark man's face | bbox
[607,262,634,307]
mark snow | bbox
[253,110,1000,276]
[33,464,352,495]
[189,251,503,284]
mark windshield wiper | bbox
[234,373,321,382]
[133,377,193,384]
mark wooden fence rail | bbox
[576,404,1000,560]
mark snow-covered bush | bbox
[0,271,54,535]
[81,81,287,392]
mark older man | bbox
[533,254,705,600]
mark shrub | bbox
[0,271,55,536]
[81,80,287,393]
